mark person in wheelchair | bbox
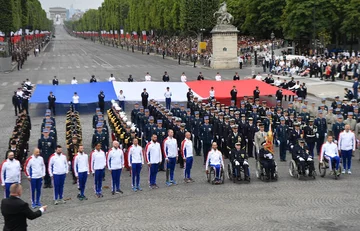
[229,142,249,181]
[320,135,341,176]
[292,139,315,177]
[259,141,276,181]
[205,142,224,184]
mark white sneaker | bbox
[348,170,352,175]
[341,169,346,174]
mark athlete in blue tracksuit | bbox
[128,138,144,192]
[73,145,89,200]
[163,130,178,186]
[1,152,21,198]
[90,143,106,198]
[145,135,162,189]
[107,141,124,195]
[24,148,46,208]
[48,145,69,205]
[181,132,194,183]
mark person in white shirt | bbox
[90,143,106,198]
[145,134,162,189]
[255,73,263,81]
[145,72,151,81]
[338,125,356,174]
[118,90,125,111]
[205,142,224,184]
[24,79,32,87]
[73,145,89,200]
[274,77,282,87]
[106,141,124,195]
[215,72,222,81]
[24,148,45,208]
[71,77,78,84]
[128,138,143,191]
[48,145,68,205]
[164,87,172,110]
[109,73,116,82]
[1,152,21,198]
[181,132,194,183]
[163,130,178,186]
[209,87,215,100]
[320,135,341,176]
[238,56,243,69]
[181,72,187,82]
[72,92,79,111]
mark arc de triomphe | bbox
[49,7,67,25]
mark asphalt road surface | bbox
[0,26,359,231]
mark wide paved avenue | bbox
[0,26,359,231]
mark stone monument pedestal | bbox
[211,24,239,69]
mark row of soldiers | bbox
[6,110,31,166]
[66,106,83,184]
[37,109,57,188]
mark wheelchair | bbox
[289,159,316,180]
[226,162,250,183]
[255,159,278,181]
[206,166,225,185]
[318,157,342,180]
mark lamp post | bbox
[271,31,275,61]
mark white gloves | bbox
[324,133,327,137]
[299,157,305,161]
[246,139,248,143]
[316,133,319,138]
[221,138,224,142]
[290,145,294,149]
[68,161,71,166]
[287,140,289,144]
[307,157,313,161]
[243,160,249,165]
[235,160,240,166]
[277,140,280,145]
[216,135,219,139]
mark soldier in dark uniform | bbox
[230,142,249,181]
[200,116,213,164]
[227,125,245,158]
[175,123,187,168]
[259,141,276,181]
[92,123,109,153]
[263,111,272,132]
[332,115,345,142]
[253,86,260,99]
[230,86,238,106]
[299,106,311,123]
[275,117,289,161]
[38,129,56,188]
[245,117,257,158]
[98,91,105,114]
[145,116,156,144]
[314,111,327,155]
[289,123,302,152]
[141,88,149,108]
[191,111,202,156]
[292,139,315,177]
[184,109,194,133]
[155,120,167,171]
[131,103,140,123]
[48,92,56,116]
[67,136,79,184]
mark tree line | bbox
[0,0,53,35]
[67,0,359,46]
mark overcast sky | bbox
[39,0,103,11]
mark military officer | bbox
[155,120,167,171]
[315,111,327,155]
[38,129,56,188]
[303,118,317,158]
[200,116,213,164]
[92,123,109,153]
[275,117,289,161]
[67,136,80,184]
[192,112,202,156]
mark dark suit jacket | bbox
[1,196,42,231]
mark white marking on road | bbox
[80,48,87,55]
[84,66,89,68]
[13,82,19,86]
[76,66,80,68]
[92,59,101,65]
[92,65,97,68]
[60,67,63,69]
[51,67,55,70]
[117,65,123,68]
[68,66,72,69]
[1,82,8,86]
[60,79,66,83]
[25,68,30,71]
[43,68,47,70]
[96,56,113,67]
[37,80,43,84]
[82,79,88,82]
[34,68,39,71]
[126,65,131,68]
[0,104,4,112]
